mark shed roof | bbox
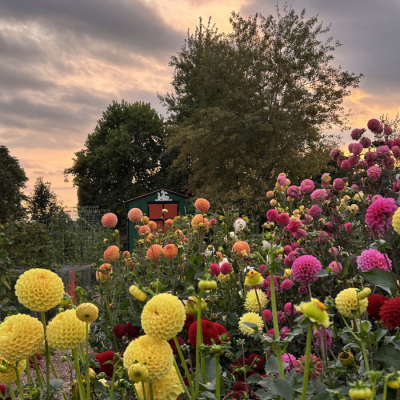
[124,188,189,203]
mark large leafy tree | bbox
[0,145,28,223]
[65,100,165,220]
[160,9,362,213]
[27,177,62,223]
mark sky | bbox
[1,0,399,208]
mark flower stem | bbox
[32,355,44,389]
[109,357,117,400]
[301,324,313,400]
[149,382,155,400]
[14,363,25,399]
[215,354,221,400]
[194,290,204,398]
[173,336,193,389]
[173,358,192,400]
[85,322,91,400]
[6,384,16,400]
[26,357,32,384]
[72,347,87,400]
[41,311,51,395]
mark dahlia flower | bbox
[296,298,330,328]
[101,213,118,228]
[379,297,400,330]
[245,270,263,286]
[357,249,392,272]
[188,319,219,346]
[129,285,147,301]
[244,289,268,312]
[103,245,120,263]
[162,244,178,259]
[0,358,26,384]
[76,303,99,323]
[128,362,149,383]
[367,294,388,320]
[292,255,322,285]
[232,241,250,257]
[123,335,173,383]
[96,263,113,282]
[146,244,163,262]
[141,293,185,340]
[233,218,246,231]
[128,208,143,222]
[238,313,263,336]
[392,208,400,234]
[367,166,381,180]
[276,213,290,226]
[295,354,323,379]
[220,262,232,274]
[266,209,279,222]
[300,179,315,194]
[194,198,210,212]
[15,268,64,312]
[46,309,87,350]
[365,197,397,233]
[310,189,328,202]
[335,288,368,318]
[262,309,273,322]
[95,351,115,379]
[134,366,183,400]
[282,353,296,371]
[0,314,44,362]
[191,214,209,230]
[367,118,382,133]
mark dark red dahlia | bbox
[188,319,219,347]
[213,322,229,344]
[95,351,115,379]
[367,294,388,320]
[184,314,196,330]
[246,353,265,372]
[113,323,127,339]
[379,297,400,330]
[125,322,140,338]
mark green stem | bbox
[49,357,68,400]
[109,357,117,400]
[194,290,204,398]
[85,322,91,400]
[32,355,44,389]
[149,382,154,400]
[72,347,87,400]
[173,359,192,400]
[215,354,221,400]
[41,311,50,395]
[301,324,313,400]
[6,384,16,400]
[141,381,147,400]
[382,374,391,400]
[269,267,284,378]
[14,364,25,399]
[26,357,32,384]
[173,336,193,389]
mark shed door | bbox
[148,202,179,227]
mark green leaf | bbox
[49,379,64,390]
[360,269,397,294]
[269,378,294,400]
[374,344,400,368]
[315,270,329,277]
[264,355,279,374]
[243,322,259,330]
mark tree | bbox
[0,145,28,223]
[27,177,62,223]
[64,100,166,222]
[160,9,362,212]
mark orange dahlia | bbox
[139,225,151,235]
[101,213,118,229]
[96,264,113,282]
[195,198,210,212]
[103,245,120,263]
[232,241,251,257]
[165,219,174,228]
[146,245,163,262]
[128,208,143,222]
[147,221,158,232]
[191,214,209,231]
[163,244,178,260]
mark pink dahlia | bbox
[328,260,342,274]
[382,156,395,170]
[101,213,118,229]
[287,220,302,234]
[332,178,345,191]
[298,286,308,295]
[308,204,322,219]
[360,137,372,148]
[365,197,397,233]
[340,159,351,171]
[220,263,232,275]
[348,143,363,156]
[282,353,296,371]
[280,326,291,339]
[276,213,290,226]
[281,279,294,292]
[300,179,315,194]
[266,209,279,222]
[384,125,393,136]
[329,148,342,161]
[292,255,322,285]
[277,175,287,186]
[284,250,299,268]
[311,189,328,202]
[392,146,400,157]
[210,263,221,276]
[283,245,292,255]
[287,185,302,199]
[295,354,323,379]
[284,302,297,316]
[314,328,332,348]
[357,249,392,272]
[262,309,273,322]
[377,145,390,156]
[368,118,383,133]
[367,166,381,180]
[277,311,286,325]
[351,128,365,140]
[321,173,331,188]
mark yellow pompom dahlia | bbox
[393,208,400,234]
[76,303,99,323]
[296,298,330,329]
[141,293,186,340]
[0,314,44,362]
[123,335,173,383]
[335,288,368,318]
[46,309,87,350]
[238,312,264,336]
[129,285,147,301]
[128,363,149,383]
[15,268,64,312]
[244,289,268,313]
[0,358,26,384]
[135,366,184,400]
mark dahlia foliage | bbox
[2,118,400,399]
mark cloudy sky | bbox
[1,0,399,207]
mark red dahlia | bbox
[95,351,115,378]
[113,324,127,339]
[246,353,265,372]
[379,297,400,330]
[367,294,388,320]
[188,319,219,347]
[213,322,229,343]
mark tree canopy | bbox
[0,145,28,223]
[64,100,166,221]
[160,9,362,212]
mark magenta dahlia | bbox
[292,255,322,285]
[357,249,392,272]
[365,197,397,233]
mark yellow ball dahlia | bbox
[123,335,173,383]
[134,366,184,400]
[0,358,26,384]
[244,289,268,313]
[129,285,147,301]
[335,288,368,318]
[141,293,186,340]
[15,268,64,312]
[76,303,99,322]
[238,312,264,336]
[0,314,44,362]
[46,309,87,350]
[393,208,400,234]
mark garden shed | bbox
[125,189,192,251]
